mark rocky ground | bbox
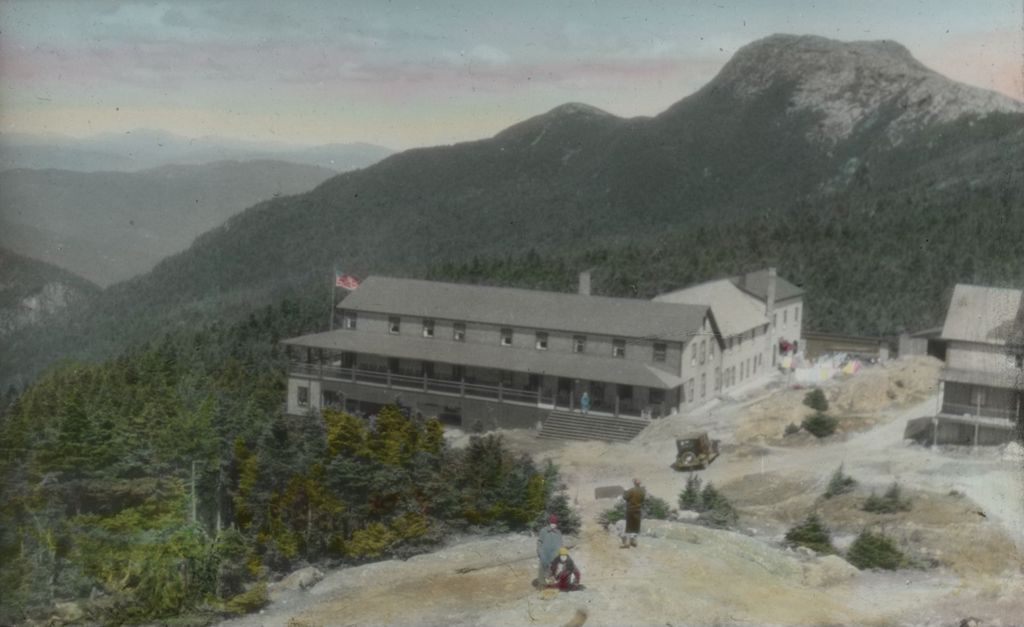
[221,357,1024,627]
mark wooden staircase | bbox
[538,410,649,442]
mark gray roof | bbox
[731,269,804,302]
[338,276,709,342]
[653,279,768,338]
[941,284,1024,346]
[940,367,1024,390]
[283,329,684,389]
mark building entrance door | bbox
[557,377,573,408]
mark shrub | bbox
[597,494,672,527]
[862,483,912,514]
[696,482,738,529]
[538,490,582,536]
[784,513,835,554]
[803,388,829,412]
[678,474,702,511]
[783,422,801,436]
[345,523,399,559]
[823,464,857,499]
[224,582,269,615]
[846,530,906,570]
[802,412,838,438]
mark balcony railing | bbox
[941,402,1018,421]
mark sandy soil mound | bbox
[736,357,941,443]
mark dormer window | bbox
[453,322,466,342]
[535,332,548,350]
[389,316,401,334]
[613,339,626,358]
[573,335,586,353]
[500,328,513,346]
[422,319,435,338]
[653,342,666,362]
[342,310,357,330]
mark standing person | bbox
[622,478,646,548]
[580,391,591,415]
[548,547,582,591]
[536,514,562,588]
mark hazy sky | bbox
[1,0,1021,149]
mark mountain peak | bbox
[706,33,1024,142]
[545,102,616,118]
[494,102,622,144]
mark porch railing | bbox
[289,361,542,405]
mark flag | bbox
[335,272,361,290]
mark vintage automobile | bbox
[671,431,721,471]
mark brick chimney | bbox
[578,270,592,296]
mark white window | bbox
[536,332,548,350]
[453,322,466,342]
[297,386,309,407]
[783,309,788,325]
[709,341,715,359]
[700,340,706,365]
[688,378,695,402]
[343,311,357,329]
[422,319,435,338]
[653,342,666,362]
[795,306,800,322]
[500,328,513,346]
[691,344,697,365]
[701,373,706,398]
[613,339,626,358]
[388,316,401,334]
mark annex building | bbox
[281,269,803,434]
[933,284,1024,443]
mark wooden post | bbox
[974,394,981,447]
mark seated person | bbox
[547,547,582,591]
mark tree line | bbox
[0,300,575,624]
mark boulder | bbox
[271,566,325,594]
[802,554,859,587]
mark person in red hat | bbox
[536,514,563,588]
[547,547,582,591]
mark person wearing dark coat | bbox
[622,478,646,547]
